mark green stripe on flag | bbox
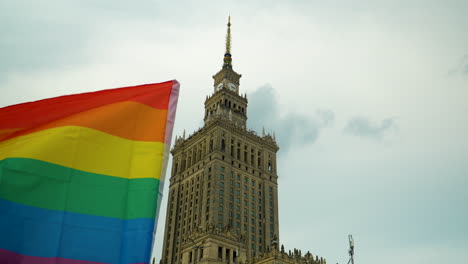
[0,158,159,220]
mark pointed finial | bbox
[223,16,232,66]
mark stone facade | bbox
[160,17,325,264]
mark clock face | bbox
[216,83,223,91]
[228,83,237,91]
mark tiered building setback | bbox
[160,17,326,264]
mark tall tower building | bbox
[161,17,280,264]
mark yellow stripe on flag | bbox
[0,126,166,179]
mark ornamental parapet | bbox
[249,245,326,264]
[172,117,278,154]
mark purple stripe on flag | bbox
[0,248,105,264]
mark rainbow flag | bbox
[0,80,180,264]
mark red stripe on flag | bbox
[0,81,175,130]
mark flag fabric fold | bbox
[0,80,180,264]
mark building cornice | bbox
[172,118,279,154]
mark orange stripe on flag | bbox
[1,101,168,142]
[0,128,22,141]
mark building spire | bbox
[223,16,232,67]
[226,15,231,54]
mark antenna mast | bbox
[347,235,354,264]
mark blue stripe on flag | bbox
[0,199,154,263]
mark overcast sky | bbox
[1,0,468,263]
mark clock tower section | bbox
[206,16,247,129]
